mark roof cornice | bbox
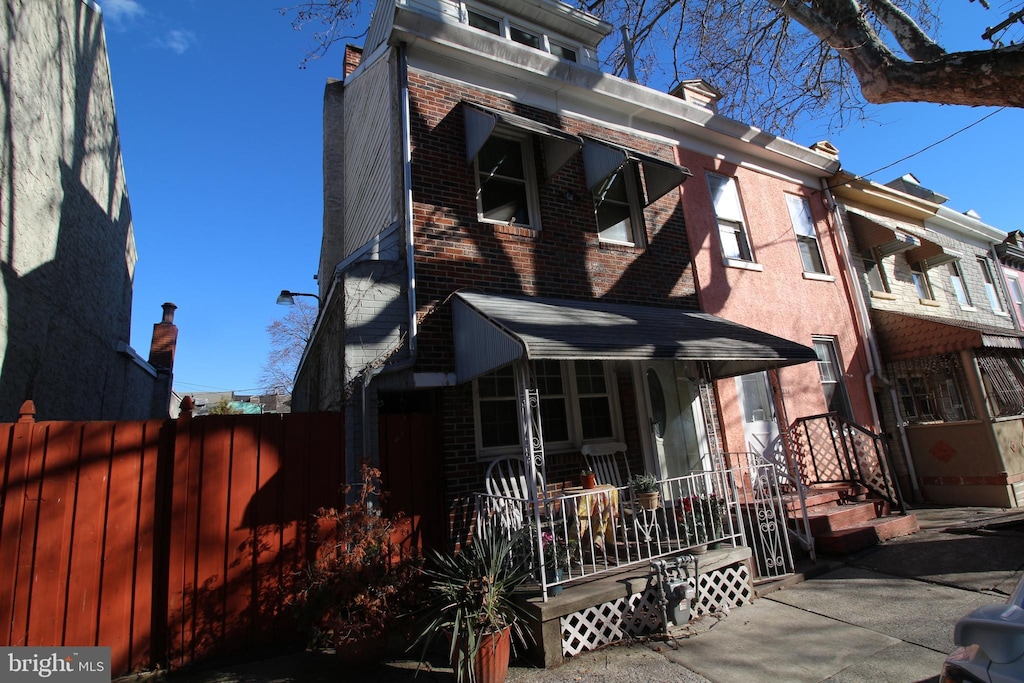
[389,6,840,178]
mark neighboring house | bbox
[995,230,1024,331]
[183,390,290,416]
[676,121,874,469]
[0,0,174,420]
[832,172,1024,508]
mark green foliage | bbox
[628,472,659,493]
[411,531,534,683]
[207,399,243,415]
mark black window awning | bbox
[453,292,817,382]
[582,138,691,206]
[463,103,583,178]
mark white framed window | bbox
[978,257,1005,312]
[786,195,825,274]
[474,130,541,228]
[593,162,645,245]
[1008,276,1024,323]
[911,262,934,301]
[812,337,853,420]
[863,248,890,293]
[947,261,972,306]
[462,3,582,62]
[707,173,753,262]
[474,361,620,455]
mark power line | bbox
[854,107,1005,181]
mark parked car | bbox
[941,571,1024,682]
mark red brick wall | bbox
[405,71,698,501]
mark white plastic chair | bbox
[581,442,631,489]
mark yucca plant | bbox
[411,530,535,683]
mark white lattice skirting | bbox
[560,563,752,657]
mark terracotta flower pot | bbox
[581,473,597,489]
[452,626,512,683]
[638,491,660,510]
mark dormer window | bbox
[462,3,584,63]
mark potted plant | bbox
[411,530,534,683]
[293,464,422,664]
[580,465,597,489]
[541,530,577,595]
[629,472,661,510]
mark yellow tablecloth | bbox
[575,484,619,548]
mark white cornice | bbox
[390,6,840,180]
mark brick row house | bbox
[290,0,978,663]
[831,172,1024,508]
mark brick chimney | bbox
[148,302,178,372]
[344,45,363,78]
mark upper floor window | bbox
[707,173,753,262]
[911,262,934,301]
[464,5,581,63]
[593,162,645,245]
[978,257,1005,312]
[786,195,825,274]
[947,261,972,306]
[863,248,890,293]
[474,131,541,228]
[1007,276,1024,323]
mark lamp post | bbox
[276,289,320,306]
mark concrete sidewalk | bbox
[130,505,1024,683]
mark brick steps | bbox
[787,484,918,556]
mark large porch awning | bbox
[453,292,818,382]
[872,309,1024,362]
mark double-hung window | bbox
[593,162,645,245]
[979,257,1006,312]
[947,261,972,306]
[812,337,853,420]
[474,361,618,454]
[1007,276,1024,322]
[707,173,753,262]
[911,262,935,301]
[786,194,825,274]
[474,130,540,228]
[863,248,890,293]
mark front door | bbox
[735,371,782,470]
[639,360,708,479]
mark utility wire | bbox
[850,107,1006,183]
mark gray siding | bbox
[343,54,400,259]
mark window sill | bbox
[722,258,763,272]
[490,222,539,239]
[801,272,835,283]
[957,305,977,312]
[598,240,643,254]
[993,310,1011,317]
[869,291,896,300]
[918,298,941,307]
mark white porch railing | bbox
[474,461,798,600]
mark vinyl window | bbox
[947,261,972,306]
[979,257,1005,312]
[707,173,753,262]
[594,162,645,245]
[786,195,825,274]
[474,131,541,228]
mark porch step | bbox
[802,502,880,535]
[813,513,920,555]
[780,483,870,513]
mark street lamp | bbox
[276,289,321,306]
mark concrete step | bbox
[814,513,920,555]
[803,502,879,535]
[780,483,870,512]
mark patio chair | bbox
[581,442,631,489]
[481,455,543,538]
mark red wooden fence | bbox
[0,404,345,676]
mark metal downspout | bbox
[822,181,920,500]
[361,43,418,464]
